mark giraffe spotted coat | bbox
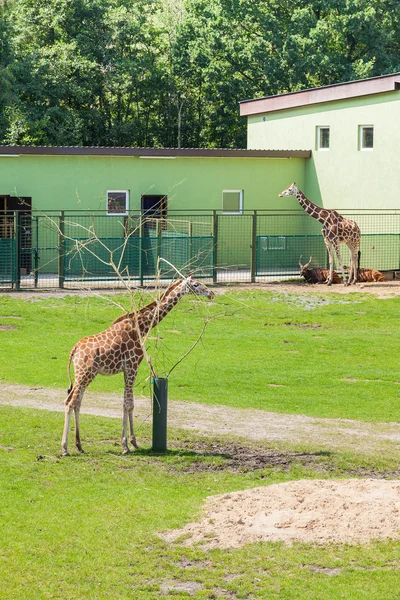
[279,183,361,286]
[61,277,215,456]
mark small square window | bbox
[222,190,243,214]
[107,190,129,215]
[359,126,374,150]
[261,236,286,251]
[316,126,330,150]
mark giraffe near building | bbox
[279,183,361,286]
[61,276,215,456]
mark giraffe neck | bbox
[137,280,186,335]
[295,190,328,224]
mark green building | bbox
[240,71,400,211]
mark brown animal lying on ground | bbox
[356,268,385,282]
[344,257,386,282]
[299,256,341,284]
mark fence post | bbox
[251,210,257,283]
[212,210,218,284]
[139,216,144,287]
[58,211,65,289]
[15,211,21,290]
[34,216,39,288]
[152,377,168,452]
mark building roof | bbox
[0,145,310,158]
[240,72,400,117]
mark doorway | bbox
[141,195,167,230]
[0,195,32,274]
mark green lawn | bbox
[1,405,400,600]
[1,289,400,598]
[1,289,400,421]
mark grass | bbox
[1,288,400,421]
[1,288,400,598]
[1,405,400,600]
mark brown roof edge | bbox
[0,145,311,159]
[240,72,400,117]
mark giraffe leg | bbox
[74,402,84,453]
[349,248,358,284]
[61,404,73,457]
[121,371,138,454]
[323,238,335,285]
[61,379,90,456]
[334,243,347,286]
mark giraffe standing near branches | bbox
[279,183,361,285]
[61,277,215,456]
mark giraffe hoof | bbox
[61,451,70,457]
[122,448,130,455]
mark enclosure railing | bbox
[1,209,400,289]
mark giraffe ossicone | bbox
[279,182,361,286]
[61,276,215,456]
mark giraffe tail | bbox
[65,345,77,403]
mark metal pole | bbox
[212,210,218,284]
[152,377,168,452]
[58,211,65,289]
[15,211,21,290]
[251,210,257,283]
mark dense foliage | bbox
[1,0,400,148]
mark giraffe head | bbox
[279,182,298,198]
[182,276,215,300]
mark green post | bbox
[152,377,168,452]
[212,210,218,284]
[251,210,257,283]
[58,211,65,289]
[15,211,21,290]
[34,216,39,288]
[139,216,144,287]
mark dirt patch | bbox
[171,440,325,473]
[168,440,400,478]
[161,479,400,548]
[3,279,400,300]
[218,279,400,299]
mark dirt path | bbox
[1,382,400,457]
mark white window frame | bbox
[316,126,330,150]
[359,125,374,151]
[222,189,243,214]
[106,190,129,215]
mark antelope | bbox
[299,256,341,284]
[356,251,385,282]
[357,268,385,282]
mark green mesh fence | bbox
[63,235,214,281]
[256,235,327,276]
[2,210,400,289]
[256,233,400,277]
[0,239,16,284]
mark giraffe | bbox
[61,276,215,456]
[279,183,361,286]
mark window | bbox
[359,126,374,150]
[107,190,129,215]
[222,190,243,214]
[261,236,286,251]
[316,126,330,150]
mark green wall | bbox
[247,91,400,210]
[0,154,306,212]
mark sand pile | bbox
[162,479,400,548]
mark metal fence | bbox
[1,209,400,290]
